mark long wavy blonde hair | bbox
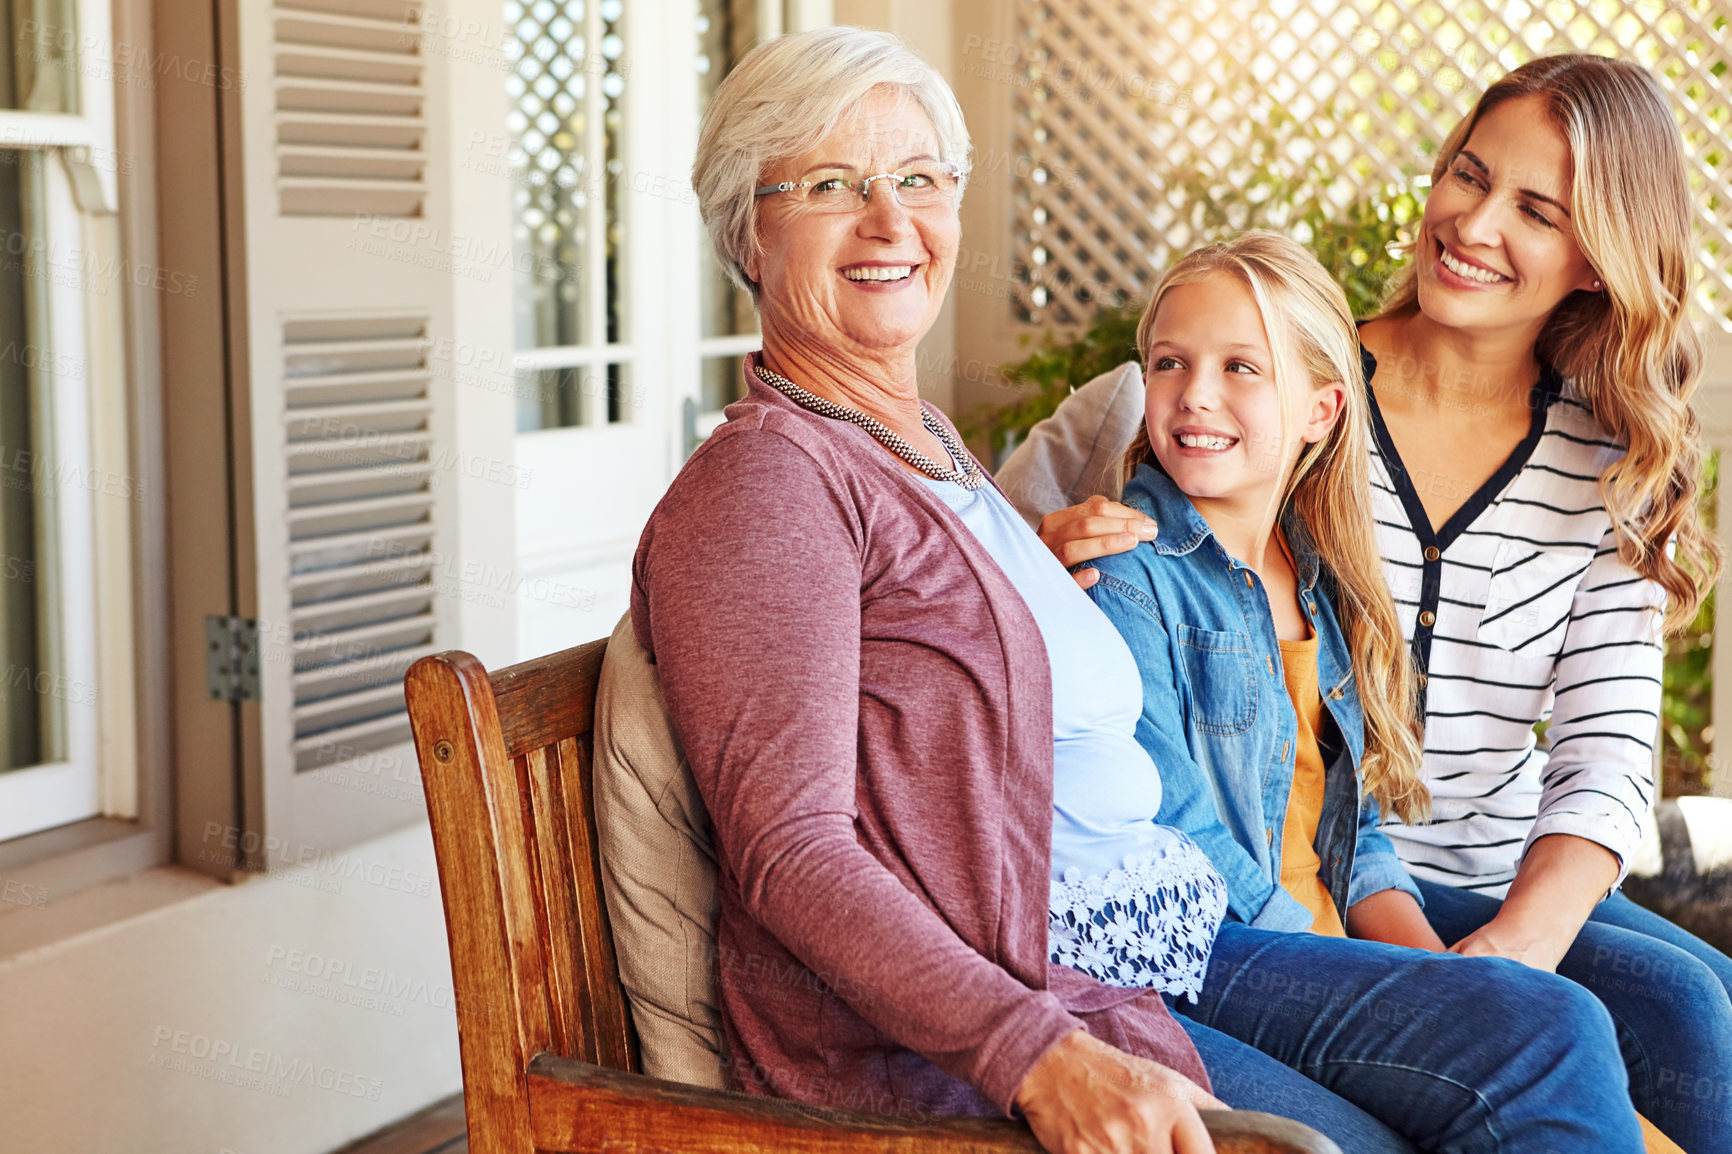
[1377,54,1719,632]
[1124,232,1429,822]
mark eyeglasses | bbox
[754,164,964,213]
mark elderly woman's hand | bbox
[1036,496,1157,590]
[1014,1030,1221,1154]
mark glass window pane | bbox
[508,0,628,366]
[700,354,746,414]
[518,366,580,431]
[698,248,755,342]
[600,0,623,355]
[0,152,63,771]
[515,362,630,432]
[508,0,590,352]
[508,0,629,429]
[696,0,748,117]
[1,0,81,113]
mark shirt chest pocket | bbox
[1175,623,1258,735]
[1477,540,1595,657]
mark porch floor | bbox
[335,1094,466,1154]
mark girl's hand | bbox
[1014,1030,1221,1154]
[1037,496,1158,590]
[1448,915,1573,973]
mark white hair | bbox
[692,26,972,296]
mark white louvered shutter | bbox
[222,0,517,861]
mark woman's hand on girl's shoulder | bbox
[1038,496,1158,590]
[1015,1030,1220,1154]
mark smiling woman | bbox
[1349,58,1732,1153]
[740,87,963,469]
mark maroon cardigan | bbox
[630,364,1206,1119]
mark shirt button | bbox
[1424,546,1441,562]
[1305,601,1315,614]
[1419,610,1436,627]
[1329,687,1345,700]
[1244,571,1253,587]
[1266,655,1275,675]
[1266,828,1274,845]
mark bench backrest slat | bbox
[406,642,638,1152]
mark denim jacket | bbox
[1083,463,1424,933]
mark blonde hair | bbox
[692,26,972,296]
[1124,232,1429,823]
[1376,54,1719,633]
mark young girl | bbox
[1054,231,1645,1153]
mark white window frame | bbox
[0,0,133,842]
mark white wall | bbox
[0,823,460,1154]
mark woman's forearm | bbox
[1500,832,1620,937]
[1449,833,1620,970]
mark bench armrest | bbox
[524,1054,1341,1154]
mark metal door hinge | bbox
[205,615,261,702]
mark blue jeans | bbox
[1176,1014,1416,1153]
[1177,921,1643,1153]
[1418,879,1732,1153]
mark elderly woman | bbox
[632,26,1629,1154]
[636,28,1218,1153]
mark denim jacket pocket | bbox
[1478,540,1594,657]
[1174,622,1258,735]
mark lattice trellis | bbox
[1012,0,1732,330]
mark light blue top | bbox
[919,473,1226,999]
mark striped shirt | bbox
[1364,347,1665,896]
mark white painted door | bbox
[509,0,830,658]
[510,0,694,655]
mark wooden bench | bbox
[404,639,1340,1154]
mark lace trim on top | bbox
[1048,833,1228,1003]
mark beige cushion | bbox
[593,609,729,1088]
[994,360,1142,527]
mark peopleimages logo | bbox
[262,945,459,1018]
[148,1027,384,1100]
[19,20,247,93]
[197,822,436,897]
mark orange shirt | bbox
[1277,635,1347,938]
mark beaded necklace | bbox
[752,363,985,490]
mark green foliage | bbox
[1165,108,1426,318]
[1297,186,1425,318]
[1660,450,1718,796]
